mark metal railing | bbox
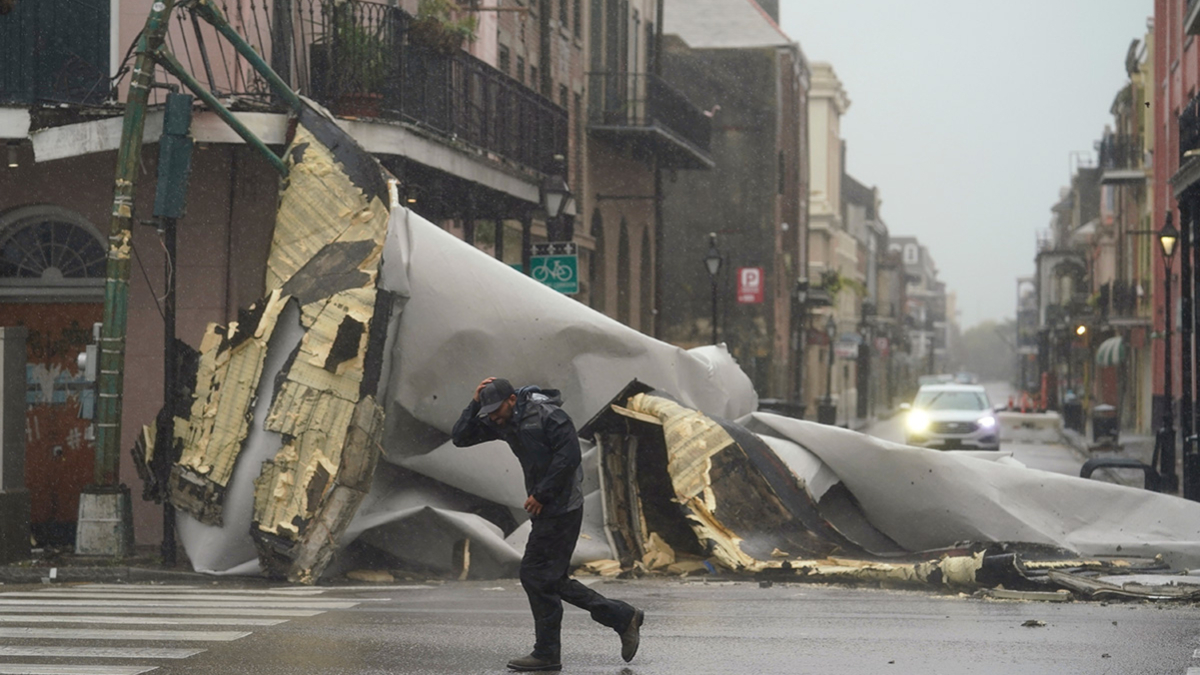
[2,0,566,176]
[165,0,566,175]
[1098,134,1141,171]
[0,0,112,105]
[1181,93,1200,166]
[587,71,711,154]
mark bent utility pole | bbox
[82,0,177,556]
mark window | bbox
[560,0,568,26]
[531,65,539,92]
[516,56,525,84]
[0,206,106,298]
[573,0,582,38]
[903,243,919,265]
[559,84,568,109]
[498,45,510,77]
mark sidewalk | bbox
[0,545,222,586]
[1060,422,1158,489]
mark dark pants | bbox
[521,508,634,661]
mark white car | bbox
[902,384,1000,451]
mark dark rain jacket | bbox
[451,386,584,519]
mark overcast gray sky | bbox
[778,0,1153,329]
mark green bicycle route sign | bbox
[530,242,578,295]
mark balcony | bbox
[587,72,714,170]
[0,0,111,106]
[3,0,566,178]
[1098,134,1144,184]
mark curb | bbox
[1060,428,1141,488]
[0,564,219,585]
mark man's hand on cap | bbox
[474,377,496,402]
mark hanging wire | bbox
[156,228,174,306]
[131,238,166,321]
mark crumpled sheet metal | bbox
[741,413,1200,570]
[167,102,758,579]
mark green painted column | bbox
[94,0,176,487]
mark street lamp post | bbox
[704,233,722,345]
[794,279,809,414]
[1161,214,1180,493]
[818,315,838,425]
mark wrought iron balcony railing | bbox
[586,71,713,170]
[0,0,112,106]
[2,0,567,177]
[1181,93,1200,167]
[1098,134,1142,172]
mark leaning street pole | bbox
[81,0,177,556]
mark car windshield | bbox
[913,391,988,411]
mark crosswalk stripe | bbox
[0,628,249,641]
[0,647,202,659]
[0,666,157,675]
[0,605,319,617]
[0,599,355,610]
[1193,648,1200,659]
[1185,668,1200,675]
[0,592,349,603]
[0,615,285,626]
[71,585,326,595]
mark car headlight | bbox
[978,415,996,429]
[907,411,930,433]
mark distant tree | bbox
[956,319,1017,383]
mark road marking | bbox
[0,605,319,617]
[1186,668,1200,675]
[0,662,159,667]
[0,592,355,604]
[0,615,285,626]
[0,627,249,641]
[0,646,202,659]
[1193,649,1200,659]
[0,599,356,610]
[72,585,326,595]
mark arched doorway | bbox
[617,218,630,324]
[0,205,105,545]
[589,209,606,313]
[640,227,652,334]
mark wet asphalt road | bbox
[111,579,1200,675]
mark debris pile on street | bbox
[134,98,1200,599]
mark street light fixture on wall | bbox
[541,158,574,241]
[704,233,722,345]
[1160,212,1180,493]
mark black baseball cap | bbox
[477,378,516,417]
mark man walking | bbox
[452,377,644,672]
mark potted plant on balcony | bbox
[312,2,389,117]
[408,0,477,55]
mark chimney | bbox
[755,0,779,22]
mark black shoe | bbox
[620,609,644,662]
[506,654,562,671]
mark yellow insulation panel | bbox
[265,125,389,294]
[177,290,288,487]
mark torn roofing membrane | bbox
[156,99,1200,592]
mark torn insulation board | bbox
[168,290,289,525]
[240,108,393,582]
[265,123,388,299]
[255,396,384,583]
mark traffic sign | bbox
[530,242,578,294]
[737,267,763,304]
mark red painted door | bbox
[6,302,100,545]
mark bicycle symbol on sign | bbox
[532,259,575,284]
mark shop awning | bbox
[1096,336,1126,367]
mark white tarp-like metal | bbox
[740,414,1200,569]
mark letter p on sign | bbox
[737,267,763,304]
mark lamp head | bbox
[704,233,722,277]
[1161,212,1179,259]
[825,314,837,338]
